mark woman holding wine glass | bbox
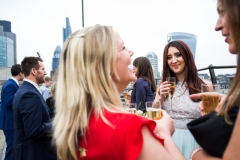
[154,40,210,160]
[53,25,186,160]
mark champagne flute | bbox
[166,77,176,113]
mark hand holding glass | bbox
[145,101,162,120]
[201,84,220,114]
[166,77,176,112]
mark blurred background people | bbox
[53,24,185,160]
[0,64,24,160]
[12,57,56,160]
[131,57,156,111]
[190,0,240,159]
[40,76,52,101]
[46,82,56,119]
[154,40,209,160]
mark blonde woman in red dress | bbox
[53,25,185,160]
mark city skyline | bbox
[146,51,160,79]
[0,20,16,67]
[0,0,237,76]
[52,45,61,71]
[51,17,72,71]
[62,17,72,44]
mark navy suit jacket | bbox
[12,81,57,160]
[0,79,19,130]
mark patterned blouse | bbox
[163,82,201,129]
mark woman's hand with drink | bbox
[158,81,171,100]
[190,93,226,115]
[154,110,175,138]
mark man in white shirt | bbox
[40,76,52,101]
[12,56,56,160]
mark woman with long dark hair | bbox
[131,57,156,111]
[154,40,209,159]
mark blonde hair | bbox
[53,25,123,160]
[217,0,240,123]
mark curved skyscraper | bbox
[145,51,160,79]
[52,45,61,70]
[167,32,197,60]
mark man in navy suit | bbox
[0,64,24,160]
[12,57,57,160]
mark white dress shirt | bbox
[10,77,19,86]
[24,79,41,92]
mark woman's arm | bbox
[139,110,186,160]
[192,149,221,160]
[223,111,240,159]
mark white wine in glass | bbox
[166,77,176,113]
[169,82,176,99]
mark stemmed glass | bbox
[126,103,137,114]
[166,77,176,113]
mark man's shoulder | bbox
[15,88,40,102]
[2,79,17,90]
[17,83,37,95]
[4,79,15,85]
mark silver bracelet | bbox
[190,147,203,160]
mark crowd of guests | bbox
[0,57,56,160]
[0,0,239,159]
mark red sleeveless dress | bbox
[78,111,164,160]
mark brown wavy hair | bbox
[217,0,240,123]
[162,40,204,101]
[133,57,156,92]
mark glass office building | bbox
[51,17,71,71]
[167,32,197,60]
[146,51,160,79]
[0,20,16,67]
[52,45,61,70]
[62,17,72,43]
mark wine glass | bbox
[166,77,176,113]
[145,101,162,120]
[201,84,220,114]
[126,103,137,114]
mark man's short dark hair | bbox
[11,64,22,76]
[21,57,43,77]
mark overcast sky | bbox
[0,0,237,76]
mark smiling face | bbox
[215,1,237,54]
[167,47,186,77]
[113,32,135,92]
